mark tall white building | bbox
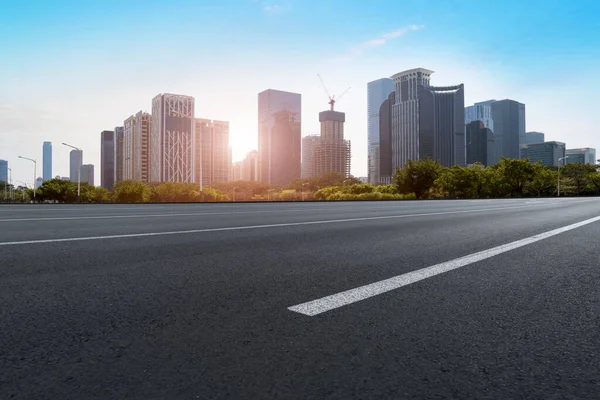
[465,100,496,132]
[195,118,230,187]
[367,78,395,184]
[301,135,319,179]
[151,93,195,183]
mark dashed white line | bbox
[288,215,600,316]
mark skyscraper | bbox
[379,91,395,182]
[124,111,152,182]
[465,100,495,132]
[151,93,195,183]
[520,141,565,167]
[390,68,465,169]
[69,149,83,182]
[100,130,115,190]
[42,141,52,181]
[466,120,495,166]
[523,131,545,145]
[490,99,526,162]
[312,110,351,178]
[566,148,596,164]
[195,118,231,187]
[242,150,259,182]
[0,160,8,184]
[114,126,124,184]
[301,135,319,179]
[80,164,95,186]
[258,89,301,185]
[367,78,395,184]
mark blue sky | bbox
[1,0,599,185]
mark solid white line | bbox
[0,203,574,246]
[288,215,600,316]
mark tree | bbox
[112,180,151,203]
[434,165,479,199]
[394,158,442,199]
[92,187,111,203]
[525,164,557,197]
[560,162,596,196]
[37,179,78,203]
[494,157,536,197]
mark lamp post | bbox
[17,156,36,199]
[231,186,239,202]
[557,156,569,197]
[62,143,81,202]
[301,182,308,202]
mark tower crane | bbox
[317,74,351,111]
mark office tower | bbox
[114,126,124,184]
[42,141,52,181]
[0,160,7,183]
[35,177,43,189]
[69,149,83,182]
[466,121,495,166]
[242,150,259,182]
[258,89,301,185]
[301,135,319,179]
[520,141,565,167]
[125,112,152,182]
[80,164,95,186]
[195,118,230,187]
[123,116,135,180]
[151,93,195,183]
[367,78,395,184]
[232,161,243,181]
[523,131,545,145]
[490,99,526,162]
[390,68,465,169]
[465,100,495,132]
[566,148,596,164]
[379,91,395,182]
[100,130,115,190]
[312,110,351,178]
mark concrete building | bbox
[301,135,320,179]
[114,126,124,184]
[69,149,83,182]
[523,131,545,145]
[379,91,395,182]
[465,100,495,132]
[195,118,231,187]
[100,130,115,190]
[390,68,465,169]
[520,141,565,167]
[312,110,351,178]
[0,160,7,184]
[490,99,526,162]
[42,141,52,181]
[566,148,597,164]
[151,93,195,183]
[124,111,152,182]
[367,78,395,184]
[258,89,301,185]
[232,161,243,181]
[466,121,495,166]
[80,164,95,186]
[241,150,259,182]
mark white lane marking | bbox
[0,203,584,246]
[288,215,600,316]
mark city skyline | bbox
[1,0,599,186]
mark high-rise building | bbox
[151,93,195,183]
[466,121,495,166]
[390,68,465,169]
[490,99,526,162]
[258,89,301,185]
[379,91,395,182]
[100,130,115,190]
[241,150,259,182]
[520,141,565,167]
[42,141,52,181]
[69,149,83,182]
[301,135,320,179]
[522,131,545,145]
[0,160,8,184]
[35,177,43,189]
[124,112,152,182]
[367,78,395,184]
[312,110,351,178]
[80,164,95,186]
[465,100,495,132]
[232,161,243,181]
[114,126,124,184]
[195,118,231,187]
[566,148,597,164]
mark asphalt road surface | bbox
[2,198,600,399]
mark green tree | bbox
[112,180,150,203]
[525,164,558,197]
[394,158,443,199]
[494,157,536,197]
[37,178,78,203]
[560,162,596,196]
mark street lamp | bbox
[231,186,239,202]
[17,156,36,199]
[557,156,569,197]
[301,182,308,202]
[62,143,81,202]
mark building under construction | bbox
[312,110,351,178]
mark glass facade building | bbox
[367,78,395,184]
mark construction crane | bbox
[317,74,351,111]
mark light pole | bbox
[557,156,569,197]
[231,186,239,202]
[62,143,81,202]
[301,182,308,201]
[17,156,36,199]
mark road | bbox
[1,198,600,399]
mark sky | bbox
[1,0,599,186]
